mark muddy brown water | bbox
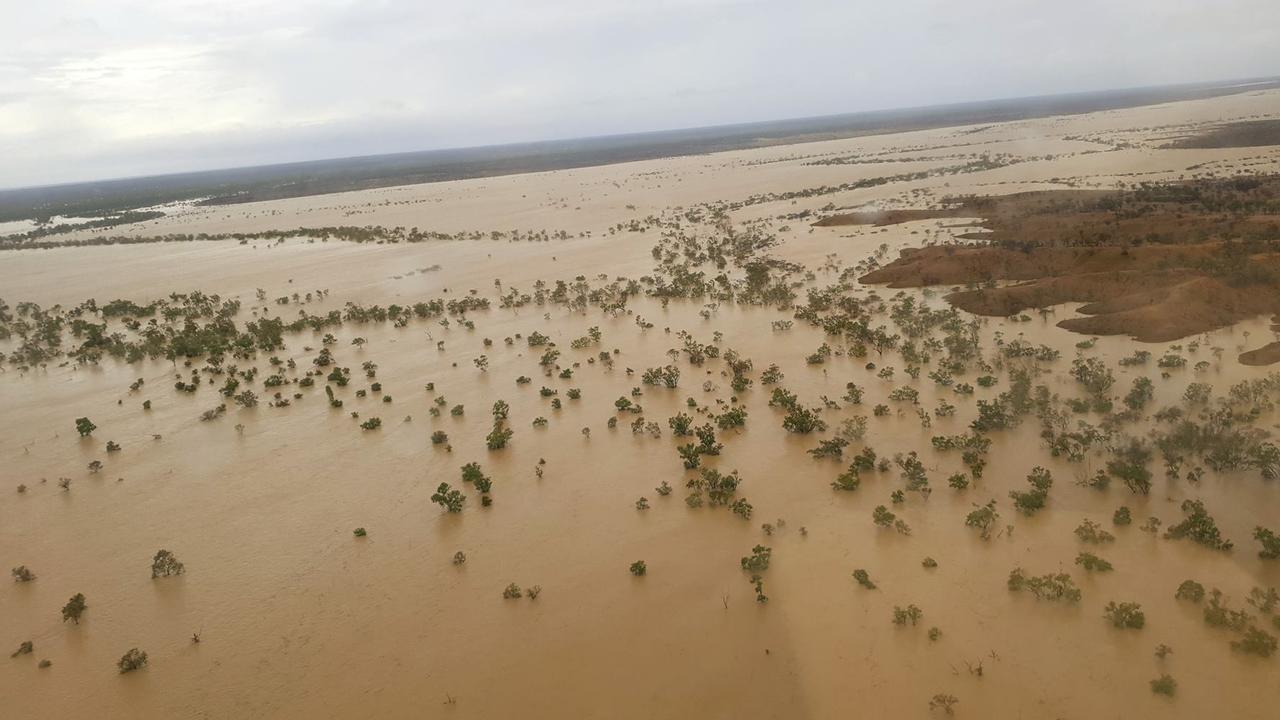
[4,91,1280,718]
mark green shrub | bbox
[965,500,1000,540]
[1175,580,1206,602]
[1165,500,1232,550]
[1104,601,1145,629]
[740,545,771,573]
[1255,526,1280,559]
[1232,626,1278,657]
[892,605,923,626]
[431,482,465,512]
[1150,674,1176,696]
[150,549,185,578]
[1075,520,1115,544]
[61,593,87,623]
[1076,552,1113,572]
[1008,568,1081,602]
[117,648,148,673]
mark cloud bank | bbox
[2,0,1278,188]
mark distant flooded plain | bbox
[4,88,1280,719]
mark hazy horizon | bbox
[4,0,1279,189]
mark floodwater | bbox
[3,90,1280,719]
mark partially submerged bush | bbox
[1150,674,1177,697]
[1232,626,1278,657]
[62,593,87,623]
[872,505,911,535]
[1008,568,1081,602]
[1254,526,1280,559]
[929,693,959,714]
[782,405,827,434]
[150,549,185,578]
[831,466,860,492]
[1204,589,1252,631]
[1074,520,1115,544]
[431,482,465,513]
[1104,601,1146,629]
[740,545,771,573]
[1164,500,1232,551]
[1076,552,1113,572]
[964,501,1000,540]
[1175,580,1206,603]
[460,463,492,493]
[117,648,148,673]
[1009,467,1052,514]
[892,604,923,626]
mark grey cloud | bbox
[1,0,1278,188]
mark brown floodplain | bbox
[6,91,1280,720]
[1163,119,1280,149]
[848,177,1280,355]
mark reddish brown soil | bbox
[1241,341,1280,366]
[1162,119,1280,149]
[844,177,1280,360]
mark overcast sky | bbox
[2,0,1278,189]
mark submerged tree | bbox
[892,604,923,626]
[486,422,514,450]
[1075,519,1115,544]
[61,593,87,624]
[150,550,185,578]
[782,405,827,434]
[75,417,96,437]
[964,500,1000,540]
[117,648,148,673]
[1104,601,1146,629]
[1254,526,1280,560]
[1175,580,1206,603]
[1076,552,1114,573]
[1165,500,1232,550]
[1150,674,1177,697]
[929,693,959,715]
[1009,467,1052,515]
[1008,568,1081,602]
[740,545,772,573]
[431,482,465,513]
